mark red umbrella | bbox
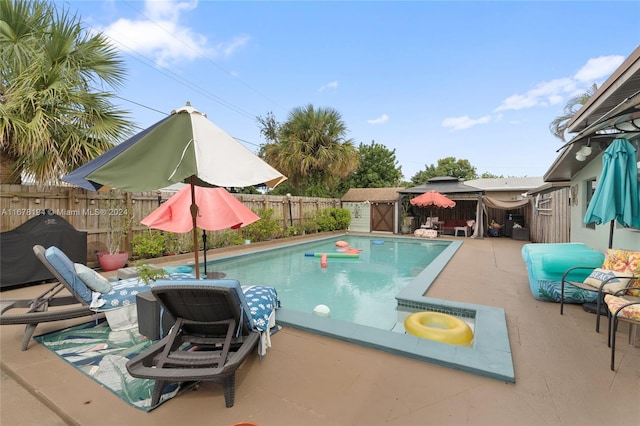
[410,190,456,208]
[142,186,259,232]
[410,190,456,220]
[141,186,259,275]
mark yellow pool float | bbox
[404,312,473,345]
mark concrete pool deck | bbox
[2,235,639,425]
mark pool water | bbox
[176,236,451,331]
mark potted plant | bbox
[135,261,169,285]
[400,198,414,234]
[401,211,414,234]
[97,190,132,271]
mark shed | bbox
[341,187,404,233]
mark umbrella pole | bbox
[189,178,200,279]
[202,230,207,275]
[608,220,614,249]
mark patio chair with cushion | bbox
[604,293,640,371]
[1,245,152,350]
[125,280,263,408]
[560,248,640,333]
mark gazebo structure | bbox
[399,177,485,238]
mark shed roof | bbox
[400,177,483,195]
[464,177,544,192]
[341,187,405,202]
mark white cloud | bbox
[99,0,249,67]
[494,55,625,113]
[367,114,389,124]
[318,81,339,92]
[441,115,491,131]
[574,55,624,82]
[495,77,575,112]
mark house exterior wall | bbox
[343,202,371,233]
[570,154,640,252]
[483,190,525,202]
[528,188,570,244]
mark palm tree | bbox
[261,104,360,191]
[0,0,132,185]
[549,83,598,142]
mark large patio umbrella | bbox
[584,138,640,248]
[63,103,286,278]
[141,186,259,275]
[410,190,456,219]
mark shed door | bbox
[371,203,394,232]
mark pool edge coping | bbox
[206,233,515,383]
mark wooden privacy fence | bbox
[527,187,570,244]
[1,184,340,262]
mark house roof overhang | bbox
[567,46,640,134]
[544,45,640,182]
[399,177,484,200]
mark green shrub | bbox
[316,208,351,232]
[241,208,283,242]
[165,232,190,254]
[284,224,303,237]
[302,211,320,234]
[211,230,244,248]
[132,229,167,259]
[330,208,351,229]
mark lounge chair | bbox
[1,245,152,350]
[125,280,261,408]
[1,245,96,350]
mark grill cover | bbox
[1,212,87,288]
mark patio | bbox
[1,236,638,426]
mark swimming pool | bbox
[191,236,451,330]
[167,234,514,382]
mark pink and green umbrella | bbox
[63,103,286,277]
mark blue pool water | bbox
[169,236,450,331]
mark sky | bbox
[66,0,640,181]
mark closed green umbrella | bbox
[584,138,640,248]
[63,103,286,278]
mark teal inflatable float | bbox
[521,243,604,303]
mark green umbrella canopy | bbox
[584,138,640,248]
[63,104,286,192]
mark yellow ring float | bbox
[404,312,473,345]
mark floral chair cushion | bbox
[602,249,640,296]
[604,294,640,321]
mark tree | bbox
[479,172,502,179]
[410,157,477,185]
[347,141,403,188]
[258,105,360,197]
[549,83,598,142]
[0,0,132,184]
